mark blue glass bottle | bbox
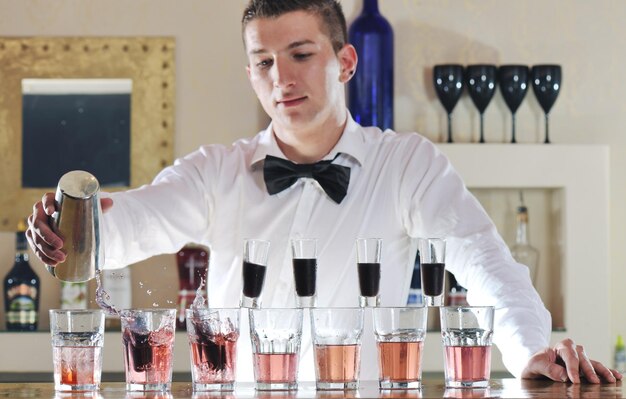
[348,0,394,131]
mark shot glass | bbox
[50,309,105,392]
[356,238,382,307]
[373,306,428,390]
[186,308,240,391]
[440,306,495,388]
[291,238,318,308]
[249,308,303,391]
[120,308,177,392]
[241,239,271,308]
[418,238,446,306]
[310,307,364,390]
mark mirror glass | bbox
[22,78,132,188]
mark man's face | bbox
[244,11,353,134]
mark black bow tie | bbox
[263,155,350,204]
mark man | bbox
[27,0,619,383]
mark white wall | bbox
[0,0,624,358]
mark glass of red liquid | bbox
[50,309,105,392]
[356,238,382,307]
[120,308,177,392]
[291,238,318,308]
[440,306,494,388]
[241,239,270,309]
[418,238,446,307]
[249,308,303,391]
[310,307,364,390]
[185,308,240,391]
[373,306,428,390]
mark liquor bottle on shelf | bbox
[348,0,394,131]
[176,244,208,330]
[3,219,40,331]
[446,271,468,306]
[101,267,132,329]
[510,192,540,285]
[406,251,423,306]
[60,281,87,309]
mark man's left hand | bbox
[522,338,622,383]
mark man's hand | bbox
[25,193,113,266]
[522,338,622,383]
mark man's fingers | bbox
[577,346,600,384]
[521,348,568,382]
[555,339,580,383]
[31,216,64,251]
[41,193,57,216]
[589,360,617,383]
[25,229,60,266]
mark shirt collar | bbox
[250,112,367,167]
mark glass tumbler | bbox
[249,308,303,391]
[186,308,240,391]
[440,306,495,388]
[50,309,105,392]
[310,307,364,390]
[373,306,428,389]
[120,308,177,392]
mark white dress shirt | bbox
[103,115,551,380]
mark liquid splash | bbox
[95,271,119,317]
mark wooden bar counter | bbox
[0,379,622,398]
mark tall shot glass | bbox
[373,306,428,390]
[291,238,318,308]
[418,238,446,306]
[440,306,495,388]
[249,308,303,391]
[120,308,177,392]
[186,308,240,391]
[356,238,382,307]
[311,307,364,390]
[241,239,270,308]
[50,309,105,392]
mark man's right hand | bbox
[25,193,114,266]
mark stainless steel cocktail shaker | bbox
[46,170,103,282]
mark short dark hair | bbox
[242,0,347,53]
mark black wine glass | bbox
[531,65,562,144]
[433,64,464,143]
[465,65,497,143]
[498,65,530,143]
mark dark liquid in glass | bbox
[193,318,227,371]
[420,262,445,296]
[293,258,316,297]
[123,330,152,372]
[358,262,381,297]
[242,261,266,298]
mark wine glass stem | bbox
[544,113,551,144]
[511,113,517,144]
[479,113,485,143]
[447,113,453,143]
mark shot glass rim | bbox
[372,305,427,310]
[417,237,447,242]
[243,238,271,245]
[355,237,383,242]
[248,307,304,313]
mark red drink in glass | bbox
[190,331,238,389]
[53,346,102,391]
[444,345,491,388]
[253,353,298,390]
[377,341,423,388]
[315,344,360,390]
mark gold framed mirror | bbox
[0,37,174,231]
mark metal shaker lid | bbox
[57,170,100,199]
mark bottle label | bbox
[7,296,37,324]
[6,284,37,300]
